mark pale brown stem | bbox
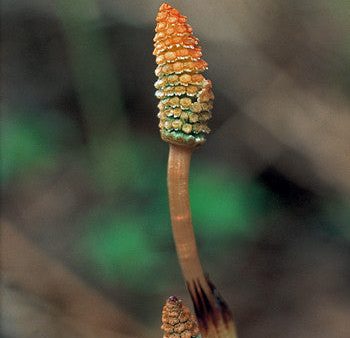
[167,144,238,338]
[167,144,205,281]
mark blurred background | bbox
[1,0,350,337]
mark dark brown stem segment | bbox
[167,143,238,338]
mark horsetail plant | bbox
[154,4,237,338]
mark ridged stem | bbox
[167,144,238,338]
[167,144,204,280]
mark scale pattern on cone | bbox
[161,296,201,338]
[153,3,214,147]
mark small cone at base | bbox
[161,296,201,338]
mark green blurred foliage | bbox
[77,208,162,289]
[1,105,79,185]
[190,164,268,240]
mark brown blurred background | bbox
[1,1,350,337]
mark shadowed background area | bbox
[1,1,350,337]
